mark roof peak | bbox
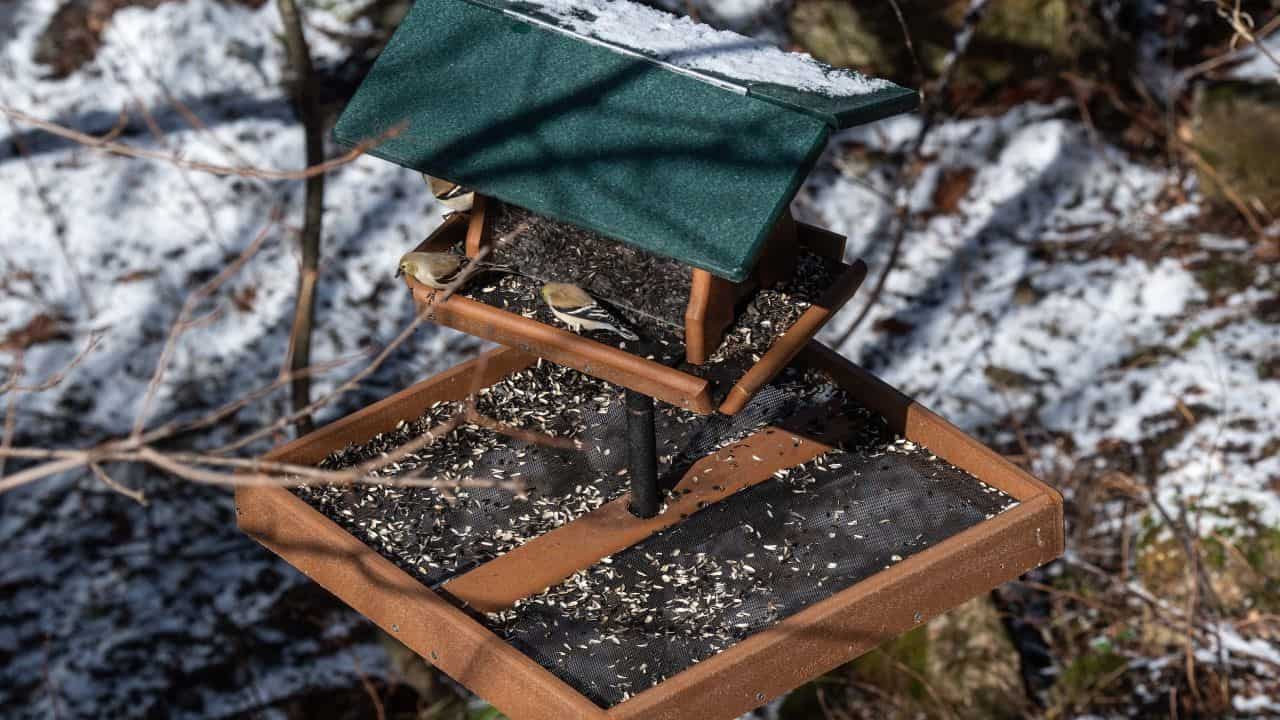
[471,0,894,101]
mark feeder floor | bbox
[488,201,693,326]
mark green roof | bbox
[334,0,916,281]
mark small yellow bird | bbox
[397,251,516,290]
[396,251,468,290]
[540,282,639,341]
[423,174,474,214]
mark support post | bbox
[625,389,659,518]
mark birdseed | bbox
[483,396,1018,708]
[293,362,847,587]
[295,360,1018,710]
[462,201,844,403]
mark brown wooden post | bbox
[465,194,492,258]
[684,269,741,365]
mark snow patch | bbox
[506,0,892,96]
[809,104,1280,529]
[1229,34,1280,83]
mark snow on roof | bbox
[500,0,893,97]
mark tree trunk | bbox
[277,0,325,435]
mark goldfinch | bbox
[396,251,468,290]
[423,174,474,214]
[540,282,639,341]
[397,251,515,290]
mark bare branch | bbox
[211,219,529,455]
[0,351,20,480]
[835,0,992,346]
[90,462,147,505]
[1,98,97,317]
[137,352,368,446]
[0,107,407,181]
[0,455,89,493]
[276,0,328,436]
[1,335,101,394]
[130,209,280,439]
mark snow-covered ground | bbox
[807,102,1279,529]
[2,0,471,715]
[2,0,1277,716]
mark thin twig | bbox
[1,334,102,394]
[834,0,992,347]
[350,652,387,720]
[0,351,21,480]
[884,0,924,84]
[136,352,368,446]
[130,209,280,439]
[0,107,407,181]
[89,462,147,505]
[1182,13,1280,80]
[1,99,97,318]
[211,219,528,455]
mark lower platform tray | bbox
[237,345,1063,720]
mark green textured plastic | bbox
[470,0,920,129]
[334,0,873,280]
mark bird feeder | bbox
[236,0,1064,717]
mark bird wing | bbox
[425,255,468,286]
[562,303,639,341]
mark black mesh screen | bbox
[483,428,1018,707]
[486,201,692,327]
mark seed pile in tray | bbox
[297,361,626,585]
[459,202,844,401]
[697,251,839,385]
[294,363,845,587]
[487,201,692,326]
[483,408,1020,708]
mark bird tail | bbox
[611,323,640,342]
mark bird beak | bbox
[395,266,404,278]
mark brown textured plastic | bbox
[683,211,797,365]
[237,344,1063,720]
[684,269,743,366]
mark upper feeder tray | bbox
[406,202,866,414]
[237,344,1063,720]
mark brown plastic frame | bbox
[237,344,1063,720]
[415,207,864,414]
[685,211,798,365]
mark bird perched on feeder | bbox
[397,251,516,290]
[423,174,474,214]
[396,251,470,290]
[540,282,639,341]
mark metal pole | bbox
[625,389,659,518]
